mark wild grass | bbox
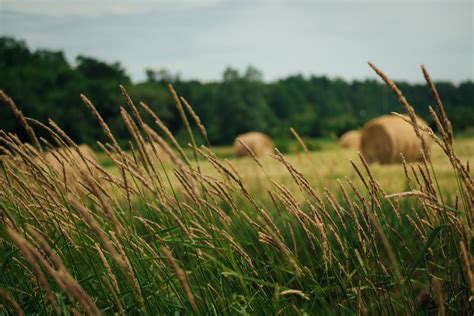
[0,64,472,315]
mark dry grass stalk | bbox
[150,202,193,241]
[101,276,125,316]
[109,232,144,306]
[233,132,273,158]
[167,85,193,144]
[405,214,427,242]
[459,240,474,299]
[5,229,61,314]
[26,118,67,150]
[174,169,200,206]
[349,159,371,193]
[81,94,121,153]
[143,141,172,167]
[161,245,198,312]
[180,96,210,145]
[428,106,451,151]
[324,189,349,230]
[354,287,363,316]
[47,119,80,150]
[277,190,318,247]
[237,138,264,169]
[68,198,128,271]
[328,225,348,258]
[280,289,310,300]
[120,107,150,167]
[368,62,430,162]
[41,144,98,194]
[83,172,124,235]
[26,225,64,269]
[355,153,385,213]
[354,249,368,276]
[95,244,120,290]
[217,227,256,272]
[431,278,446,316]
[140,101,191,166]
[259,208,284,241]
[290,127,310,156]
[57,270,101,316]
[167,85,204,184]
[108,147,157,194]
[421,65,453,145]
[195,146,261,211]
[7,227,100,315]
[313,218,330,268]
[257,217,302,277]
[400,154,413,187]
[94,143,135,193]
[193,172,236,209]
[142,125,175,162]
[119,84,145,128]
[0,90,41,150]
[200,199,233,225]
[385,190,437,202]
[0,288,25,316]
[119,152,134,214]
[365,208,402,282]
[336,180,362,237]
[272,149,324,208]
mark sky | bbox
[1,0,473,83]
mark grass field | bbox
[184,137,473,200]
[0,67,472,315]
[95,136,474,211]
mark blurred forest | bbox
[1,37,473,147]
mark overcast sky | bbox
[1,0,472,83]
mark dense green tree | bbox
[1,37,472,148]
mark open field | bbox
[0,69,472,315]
[97,136,474,206]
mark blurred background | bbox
[1,0,472,149]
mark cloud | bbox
[3,0,466,18]
[1,0,472,82]
[0,0,227,17]
[2,0,467,18]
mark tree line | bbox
[1,37,472,148]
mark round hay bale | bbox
[340,130,361,149]
[233,132,274,158]
[143,142,172,164]
[360,114,430,164]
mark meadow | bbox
[154,136,473,201]
[0,64,472,315]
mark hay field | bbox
[99,136,473,204]
[0,65,472,315]
[226,136,473,196]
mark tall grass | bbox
[0,64,472,315]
